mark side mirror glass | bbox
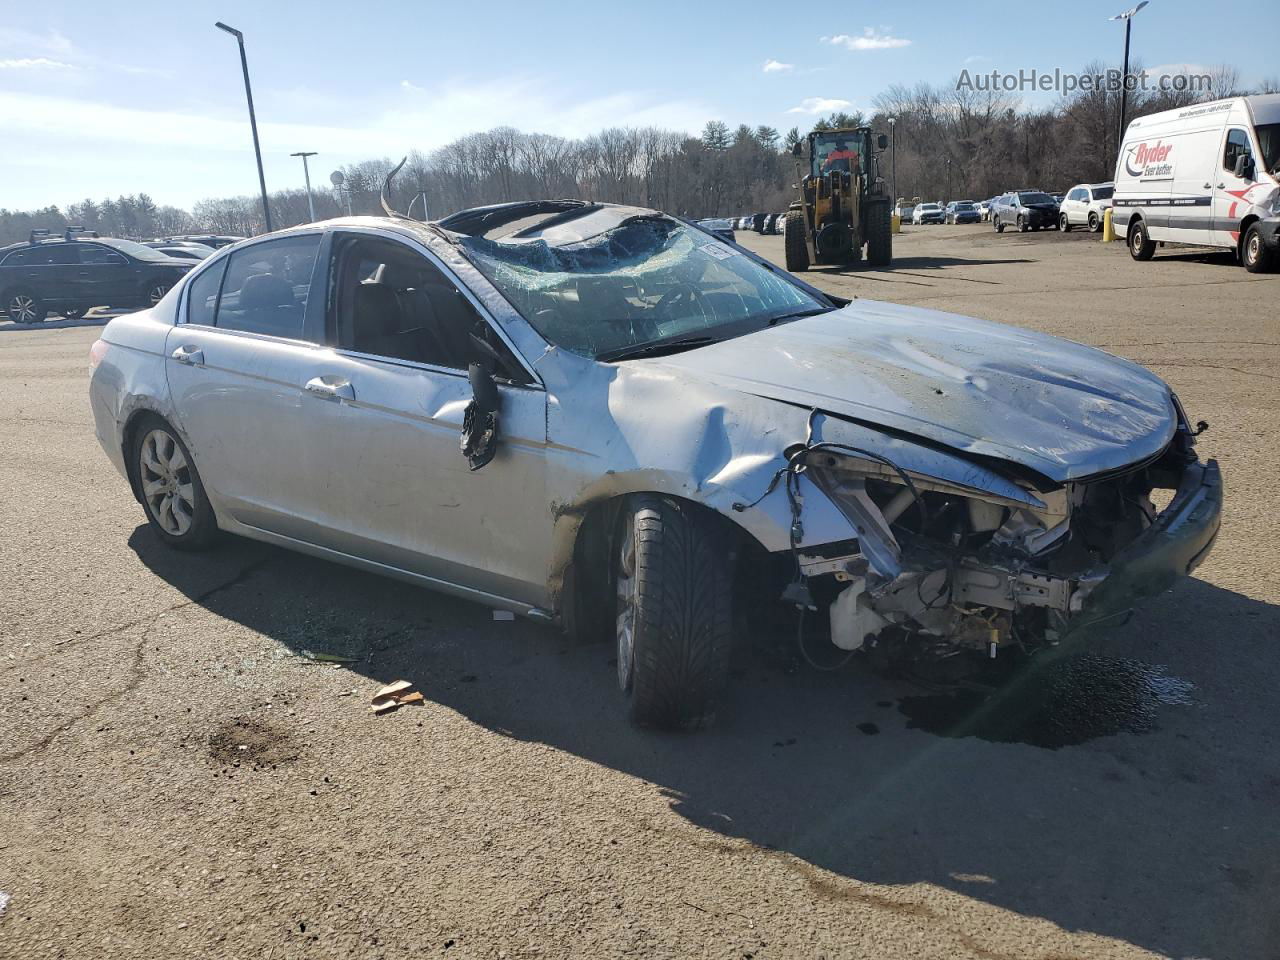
[1234,153,1254,179]
[792,141,803,158]
[877,134,888,150]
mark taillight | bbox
[89,338,109,370]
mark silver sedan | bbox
[90,202,1221,728]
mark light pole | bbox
[215,21,272,233]
[1110,2,1149,150]
[290,151,318,222]
[887,116,897,204]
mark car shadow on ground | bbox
[129,525,1279,959]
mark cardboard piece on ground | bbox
[372,679,413,701]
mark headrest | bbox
[239,273,295,310]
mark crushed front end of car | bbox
[785,410,1220,670]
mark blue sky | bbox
[0,0,1270,210]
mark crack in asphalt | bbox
[0,557,271,765]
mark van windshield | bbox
[1256,124,1280,175]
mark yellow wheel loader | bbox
[785,126,893,271]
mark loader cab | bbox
[809,129,868,178]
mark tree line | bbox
[1,61,1272,246]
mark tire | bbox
[6,288,44,324]
[1128,218,1155,261]
[614,495,732,729]
[145,282,171,306]
[784,210,809,272]
[130,415,218,551]
[994,216,1005,234]
[1242,223,1276,273]
[1017,215,1028,233]
[1088,211,1100,233]
[865,201,892,266]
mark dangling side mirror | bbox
[1234,153,1254,180]
[792,141,804,158]
[460,336,502,471]
[877,134,889,150]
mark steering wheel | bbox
[655,282,712,328]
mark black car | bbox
[991,191,1060,233]
[2,229,193,323]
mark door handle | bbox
[1216,183,1225,189]
[304,376,355,402]
[170,345,204,366]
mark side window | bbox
[332,235,526,379]
[79,245,128,266]
[3,249,28,266]
[1223,129,1252,172]
[215,235,320,339]
[26,245,79,266]
[186,258,227,327]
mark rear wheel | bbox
[6,289,44,324]
[1128,218,1155,261]
[1242,223,1276,273]
[866,201,892,267]
[131,416,218,550]
[784,210,809,272]
[615,495,732,729]
[145,282,171,306]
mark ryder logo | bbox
[1125,140,1174,178]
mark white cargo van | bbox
[1112,94,1280,272]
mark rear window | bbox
[1018,192,1056,204]
[1091,186,1113,200]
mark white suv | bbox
[1059,182,1113,233]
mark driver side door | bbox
[298,230,552,607]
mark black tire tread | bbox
[784,211,809,272]
[625,495,732,729]
[865,201,892,266]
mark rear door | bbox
[165,232,333,534]
[293,229,551,605]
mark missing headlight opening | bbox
[735,407,1217,681]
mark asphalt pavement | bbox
[2,223,1277,959]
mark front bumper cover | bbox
[1065,457,1222,638]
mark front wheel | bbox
[615,495,732,729]
[783,210,809,272]
[1088,211,1100,232]
[1129,219,1155,261]
[866,201,892,266]
[132,416,218,550]
[6,289,44,324]
[1017,215,1028,233]
[994,216,1005,234]
[1243,223,1276,273]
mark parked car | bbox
[976,199,993,221]
[991,191,1060,232]
[89,202,1221,729]
[912,202,945,224]
[691,218,736,244]
[945,201,981,224]
[146,242,218,260]
[1113,94,1279,271]
[1058,183,1114,233]
[2,228,194,323]
[895,203,915,223]
[165,234,244,249]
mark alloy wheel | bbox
[615,518,638,693]
[139,428,195,536]
[148,284,169,305]
[8,294,38,323]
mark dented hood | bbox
[653,299,1176,483]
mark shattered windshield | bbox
[459,213,828,360]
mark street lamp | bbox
[1110,1,1149,149]
[290,151,318,222]
[215,21,273,233]
[886,116,897,205]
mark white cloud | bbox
[763,59,793,73]
[0,27,73,55]
[822,28,911,51]
[964,55,991,65]
[0,57,74,70]
[787,96,854,115]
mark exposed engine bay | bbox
[740,407,1217,672]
